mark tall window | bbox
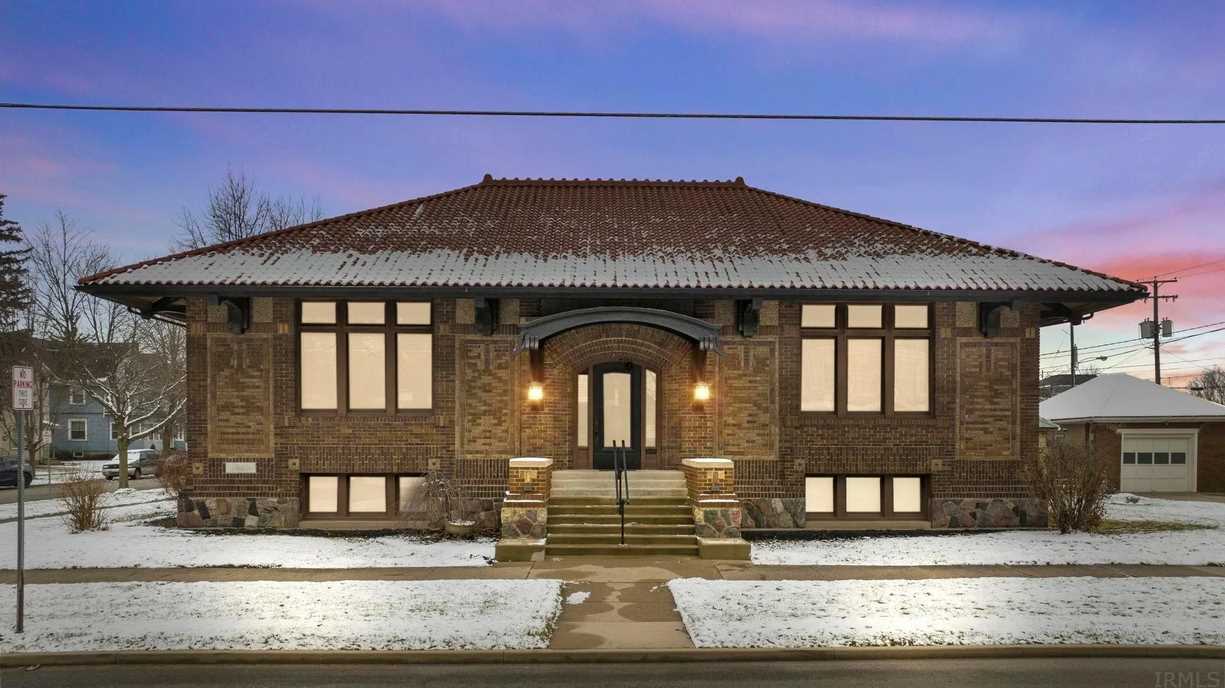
[576,374,589,447]
[800,304,931,414]
[644,369,657,449]
[299,301,432,412]
[68,418,87,441]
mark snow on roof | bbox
[1039,373,1225,422]
[80,177,1143,296]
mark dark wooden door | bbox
[591,362,642,470]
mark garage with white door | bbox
[1119,432,1196,493]
[1041,373,1225,494]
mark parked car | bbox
[102,449,160,480]
[0,457,34,488]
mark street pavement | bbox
[4,658,1223,687]
[0,476,161,505]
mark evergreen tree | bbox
[0,195,32,331]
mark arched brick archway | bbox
[519,323,716,469]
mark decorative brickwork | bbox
[957,339,1020,460]
[718,341,777,460]
[206,334,273,458]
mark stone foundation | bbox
[176,496,298,528]
[500,501,547,539]
[693,504,743,538]
[930,497,1046,528]
[740,497,806,529]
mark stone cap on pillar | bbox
[509,457,553,468]
[681,457,733,469]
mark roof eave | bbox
[1044,416,1225,424]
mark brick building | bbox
[1041,374,1225,494]
[78,177,1143,532]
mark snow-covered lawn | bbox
[0,501,494,569]
[0,580,562,652]
[670,577,1225,648]
[0,487,172,521]
[752,494,1225,566]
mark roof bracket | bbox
[736,298,762,338]
[208,294,250,335]
[474,297,499,336]
[978,302,1012,338]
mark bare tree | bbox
[175,169,321,250]
[139,319,186,457]
[1190,366,1225,405]
[76,313,185,488]
[26,212,109,346]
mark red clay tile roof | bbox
[80,176,1143,295]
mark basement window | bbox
[805,475,927,519]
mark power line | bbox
[1040,319,1225,360]
[4,101,1225,125]
[1152,257,1225,279]
[1162,325,1225,345]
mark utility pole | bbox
[1141,278,1178,385]
[1069,321,1077,387]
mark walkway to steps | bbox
[547,470,698,557]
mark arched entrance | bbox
[525,315,714,470]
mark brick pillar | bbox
[499,457,551,541]
[681,457,743,539]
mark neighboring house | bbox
[1040,373,1225,493]
[78,176,1143,531]
[1039,373,1097,400]
[1038,416,1062,450]
[49,382,185,459]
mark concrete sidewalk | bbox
[4,559,1224,584]
[6,558,1224,652]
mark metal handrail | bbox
[613,441,630,545]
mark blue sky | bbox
[2,1,1224,384]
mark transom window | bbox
[800,304,931,414]
[298,301,433,413]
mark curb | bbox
[4,645,1225,667]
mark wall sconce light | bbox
[693,381,711,404]
[527,381,544,403]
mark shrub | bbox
[157,452,191,498]
[1023,438,1112,534]
[408,472,476,531]
[58,471,109,532]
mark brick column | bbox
[681,457,743,539]
[499,457,551,541]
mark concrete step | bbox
[549,496,687,506]
[552,488,688,497]
[547,522,696,535]
[550,504,691,517]
[549,513,693,525]
[546,533,698,546]
[545,543,699,557]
